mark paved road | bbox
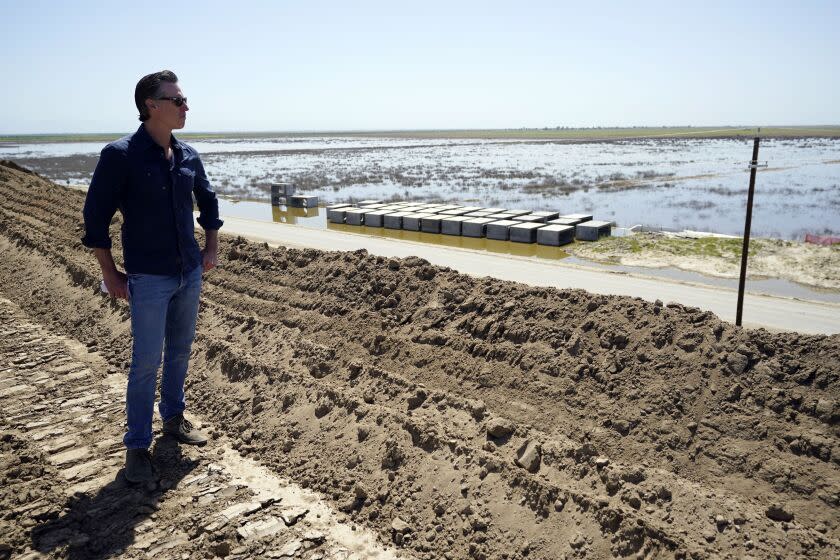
[210,215,840,335]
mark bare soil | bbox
[1,162,839,559]
[0,295,399,560]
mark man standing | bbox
[82,70,223,483]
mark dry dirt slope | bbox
[0,294,401,560]
[1,163,839,559]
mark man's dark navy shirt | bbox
[82,124,223,275]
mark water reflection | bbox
[271,205,320,224]
[216,198,327,229]
[326,222,571,260]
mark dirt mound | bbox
[1,163,839,559]
[0,159,38,175]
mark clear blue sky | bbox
[1,0,838,133]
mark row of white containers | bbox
[326,200,610,246]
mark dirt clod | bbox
[766,503,795,522]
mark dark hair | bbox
[134,70,179,122]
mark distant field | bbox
[1,125,839,144]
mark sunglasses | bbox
[156,96,188,107]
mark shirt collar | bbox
[136,124,183,153]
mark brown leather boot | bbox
[162,414,208,446]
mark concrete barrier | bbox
[403,213,436,231]
[510,222,545,243]
[270,183,295,205]
[512,214,546,223]
[537,224,575,246]
[464,211,495,217]
[441,216,472,235]
[289,195,319,208]
[344,208,367,225]
[327,207,349,223]
[548,217,585,226]
[362,209,389,227]
[559,213,593,223]
[486,220,520,240]
[421,215,443,233]
[463,217,495,238]
[530,211,560,221]
[486,213,516,220]
[384,212,410,229]
[575,220,612,241]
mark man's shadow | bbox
[30,436,198,559]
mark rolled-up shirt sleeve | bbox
[81,145,125,249]
[192,156,224,231]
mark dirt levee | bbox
[2,162,839,559]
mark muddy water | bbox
[3,136,838,239]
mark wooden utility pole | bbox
[735,137,761,327]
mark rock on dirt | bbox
[515,440,541,473]
[485,416,515,438]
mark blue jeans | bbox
[124,265,202,449]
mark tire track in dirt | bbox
[0,296,404,560]
[2,163,839,559]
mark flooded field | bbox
[2,135,838,239]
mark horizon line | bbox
[2,124,840,137]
